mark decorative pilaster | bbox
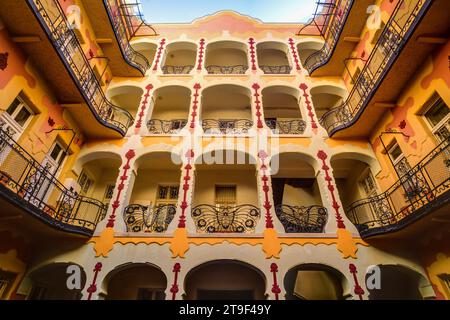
[349,263,365,300]
[152,38,166,71]
[86,262,102,300]
[197,39,205,71]
[288,38,301,71]
[248,38,257,71]
[134,84,153,133]
[190,84,201,129]
[317,150,358,259]
[252,83,264,129]
[170,263,181,300]
[299,83,318,130]
[270,263,281,300]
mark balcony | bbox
[320,0,448,138]
[124,204,176,233]
[346,138,450,239]
[161,42,197,74]
[81,0,152,76]
[275,205,328,233]
[201,85,253,135]
[0,129,107,237]
[298,0,373,76]
[262,86,306,135]
[205,41,249,75]
[147,86,191,134]
[257,42,292,74]
[0,0,134,137]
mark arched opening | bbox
[257,42,291,74]
[366,265,427,300]
[104,263,167,300]
[271,153,327,233]
[296,40,325,68]
[284,264,347,300]
[130,41,158,67]
[184,260,266,300]
[201,85,253,134]
[27,263,86,300]
[262,86,306,135]
[192,150,260,233]
[330,154,378,229]
[205,41,248,74]
[125,152,181,233]
[107,85,144,118]
[147,86,191,134]
[310,85,347,119]
[162,42,197,74]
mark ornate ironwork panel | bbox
[346,137,450,237]
[275,205,328,233]
[265,119,306,135]
[162,65,195,74]
[124,204,176,233]
[0,128,107,236]
[206,65,248,74]
[202,119,253,134]
[319,0,431,136]
[147,119,188,134]
[259,65,292,74]
[191,204,260,233]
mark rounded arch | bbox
[330,151,379,171]
[256,41,289,53]
[194,147,258,166]
[201,83,252,99]
[309,84,347,118]
[256,41,291,72]
[27,262,87,300]
[162,41,198,73]
[106,84,144,117]
[183,259,267,300]
[134,150,182,171]
[74,150,122,176]
[130,40,158,63]
[270,150,320,175]
[283,263,350,300]
[101,262,168,300]
[205,40,249,71]
[365,264,432,300]
[296,39,325,66]
[262,85,302,120]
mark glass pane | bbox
[158,186,168,199]
[13,106,32,127]
[169,186,179,199]
[426,99,449,127]
[389,145,403,162]
[215,185,236,204]
[50,143,63,161]
[6,98,21,116]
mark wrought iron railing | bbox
[301,0,352,74]
[27,0,134,136]
[124,204,176,233]
[162,65,195,74]
[191,204,260,233]
[206,65,249,74]
[104,0,151,74]
[346,137,450,237]
[265,119,307,135]
[319,0,431,136]
[0,129,107,236]
[147,119,188,134]
[275,205,328,233]
[259,65,292,74]
[202,119,253,134]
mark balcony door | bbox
[424,96,450,143]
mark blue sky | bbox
[139,0,317,24]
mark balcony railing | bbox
[28,0,134,136]
[147,119,188,134]
[265,119,307,135]
[319,0,431,136]
[346,137,450,238]
[162,65,195,74]
[0,129,107,236]
[275,205,328,233]
[124,204,176,233]
[301,0,353,74]
[191,204,260,233]
[202,119,253,135]
[104,0,151,74]
[206,65,248,75]
[259,65,292,74]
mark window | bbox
[360,170,377,198]
[215,185,237,206]
[137,288,165,300]
[1,96,34,138]
[103,184,115,202]
[156,185,179,205]
[424,96,450,143]
[78,170,94,196]
[49,142,66,165]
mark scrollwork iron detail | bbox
[275,205,328,233]
[124,204,176,233]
